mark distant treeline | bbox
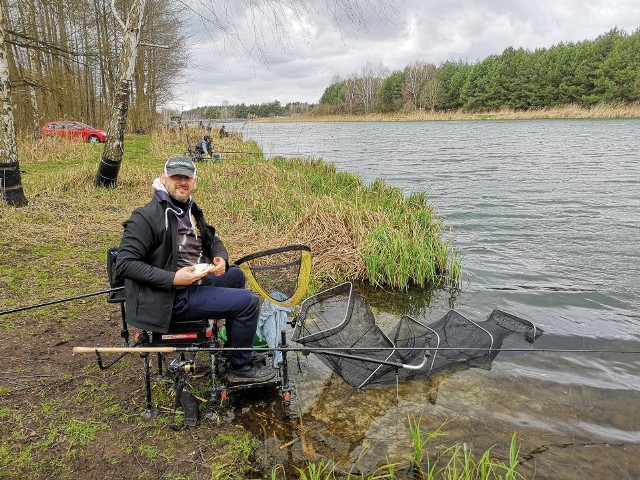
[185,28,639,120]
[317,27,640,114]
[183,100,316,120]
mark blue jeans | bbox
[172,267,259,367]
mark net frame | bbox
[235,244,311,307]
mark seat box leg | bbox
[140,352,159,419]
[205,351,229,421]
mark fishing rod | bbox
[9,293,637,358]
[213,151,319,157]
[73,345,640,357]
[0,287,122,316]
[214,151,262,155]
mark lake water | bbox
[232,119,640,478]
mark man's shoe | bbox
[227,363,276,384]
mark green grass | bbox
[207,430,260,479]
[295,459,336,479]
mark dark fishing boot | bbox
[227,362,276,384]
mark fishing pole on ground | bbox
[0,287,123,316]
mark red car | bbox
[40,121,108,143]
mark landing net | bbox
[292,282,542,387]
[234,244,311,308]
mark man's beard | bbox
[169,186,191,202]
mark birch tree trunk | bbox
[0,9,27,206]
[94,0,147,188]
[24,0,42,138]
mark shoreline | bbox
[253,103,640,123]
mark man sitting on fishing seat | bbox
[194,135,213,160]
[115,156,275,384]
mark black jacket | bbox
[115,195,228,333]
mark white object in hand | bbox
[194,263,212,274]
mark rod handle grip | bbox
[72,346,175,354]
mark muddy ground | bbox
[0,297,282,480]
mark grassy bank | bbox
[0,132,461,478]
[2,131,459,293]
[257,102,640,123]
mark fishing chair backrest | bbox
[107,248,126,304]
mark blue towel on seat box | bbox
[256,292,294,368]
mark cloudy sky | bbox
[171,0,640,110]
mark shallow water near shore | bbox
[231,118,640,478]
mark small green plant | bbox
[296,459,336,480]
[271,463,286,479]
[59,419,110,448]
[138,443,161,460]
[204,430,260,479]
[506,432,521,480]
[408,415,448,467]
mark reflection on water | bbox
[231,119,640,478]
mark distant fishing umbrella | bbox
[292,282,543,388]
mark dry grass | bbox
[260,102,640,123]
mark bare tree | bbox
[358,61,388,113]
[358,62,375,114]
[23,0,41,138]
[419,67,444,112]
[404,60,434,109]
[344,74,359,114]
[94,0,148,188]
[0,7,27,206]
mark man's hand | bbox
[211,257,226,276]
[173,265,212,286]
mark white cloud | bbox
[169,0,640,109]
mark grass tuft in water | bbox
[407,416,524,480]
[292,417,525,479]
